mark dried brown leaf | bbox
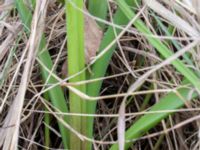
[84,7,103,63]
[62,7,103,77]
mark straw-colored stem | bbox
[15,0,69,148]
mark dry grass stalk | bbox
[0,23,21,61]
[1,0,200,149]
[0,1,48,149]
[144,0,200,37]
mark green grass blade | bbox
[44,114,50,149]
[44,93,50,149]
[86,1,138,149]
[109,1,200,149]
[15,1,69,148]
[110,83,197,150]
[0,45,15,87]
[116,0,200,91]
[152,12,193,66]
[88,0,108,29]
[65,0,86,149]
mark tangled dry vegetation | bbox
[1,0,200,149]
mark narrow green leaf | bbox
[110,1,200,149]
[110,83,197,150]
[88,0,108,29]
[86,1,139,149]
[15,1,69,148]
[116,0,200,91]
[65,0,86,149]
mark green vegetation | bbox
[1,0,199,149]
[15,0,69,148]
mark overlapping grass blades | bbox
[109,1,200,149]
[15,1,200,150]
[116,0,200,91]
[15,1,69,148]
[110,83,198,149]
[86,0,138,149]
[65,0,86,149]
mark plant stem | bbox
[15,1,69,148]
[86,1,138,149]
[65,0,86,149]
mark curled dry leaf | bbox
[84,7,103,63]
[62,7,103,77]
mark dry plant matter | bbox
[1,0,200,150]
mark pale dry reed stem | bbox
[0,1,47,149]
